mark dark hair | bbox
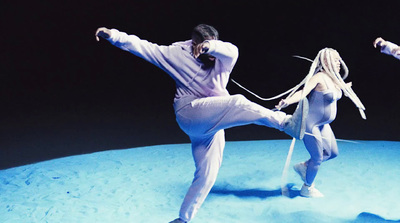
[191,24,219,44]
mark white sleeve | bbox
[206,40,239,70]
[381,41,400,60]
[107,28,169,67]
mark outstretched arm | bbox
[276,73,352,110]
[95,27,175,70]
[276,90,305,110]
[373,37,400,60]
[275,73,325,110]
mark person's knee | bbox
[193,169,219,190]
[232,94,247,104]
[194,160,220,184]
[310,157,323,166]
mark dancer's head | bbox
[317,48,348,80]
[191,24,219,44]
[191,24,219,65]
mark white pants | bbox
[174,94,287,222]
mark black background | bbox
[1,1,399,169]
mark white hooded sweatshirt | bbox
[107,29,239,110]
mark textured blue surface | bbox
[1,140,399,222]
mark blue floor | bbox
[1,140,399,222]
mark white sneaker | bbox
[293,162,307,183]
[169,218,187,223]
[300,184,324,198]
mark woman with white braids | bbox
[373,37,400,60]
[275,48,366,198]
[95,24,308,223]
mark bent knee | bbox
[310,157,323,166]
[231,94,248,104]
[193,169,219,189]
[194,160,221,183]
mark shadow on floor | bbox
[210,183,301,199]
[350,212,400,223]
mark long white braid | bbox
[287,50,323,100]
[230,53,323,102]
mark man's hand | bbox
[95,27,112,41]
[373,37,386,48]
[192,41,210,58]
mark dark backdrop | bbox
[1,1,399,169]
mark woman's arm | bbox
[275,73,323,110]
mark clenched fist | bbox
[95,27,112,41]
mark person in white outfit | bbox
[373,37,400,60]
[95,24,308,223]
